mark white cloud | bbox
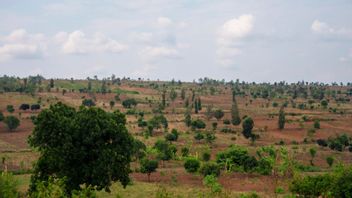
[311,20,352,37]
[157,17,172,28]
[217,14,254,66]
[0,29,46,61]
[58,31,128,54]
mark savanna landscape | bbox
[0,76,352,197]
[1,1,352,197]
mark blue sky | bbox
[0,0,351,82]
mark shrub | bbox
[223,119,230,125]
[0,172,19,198]
[213,109,224,120]
[316,139,328,147]
[314,119,320,129]
[19,104,30,110]
[191,119,206,129]
[82,99,95,107]
[194,132,204,141]
[203,175,222,194]
[0,112,3,122]
[200,162,220,177]
[202,151,211,161]
[289,174,333,197]
[181,147,189,157]
[140,159,158,182]
[6,105,14,113]
[31,104,41,111]
[242,117,254,139]
[122,98,137,108]
[326,156,334,168]
[165,129,179,142]
[184,158,200,173]
[3,115,20,132]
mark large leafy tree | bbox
[28,102,135,195]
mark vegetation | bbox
[3,115,20,132]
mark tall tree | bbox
[28,103,135,195]
[181,88,186,100]
[231,95,241,125]
[242,116,254,139]
[278,106,285,130]
[161,89,166,109]
[49,79,54,88]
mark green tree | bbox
[0,172,19,198]
[213,109,224,121]
[49,79,54,88]
[314,119,320,129]
[109,100,115,109]
[309,148,317,165]
[194,100,199,114]
[161,90,166,109]
[205,104,213,120]
[28,103,135,195]
[184,157,200,173]
[231,96,241,125]
[170,88,177,102]
[4,115,20,132]
[0,112,4,122]
[140,159,158,182]
[122,98,137,108]
[6,105,14,113]
[326,156,334,168]
[181,88,186,100]
[242,117,254,139]
[278,107,285,130]
[184,109,192,127]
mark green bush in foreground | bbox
[0,172,19,198]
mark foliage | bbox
[19,104,30,111]
[0,111,4,122]
[28,103,135,195]
[3,115,20,131]
[213,109,224,121]
[202,150,211,161]
[184,157,200,173]
[164,129,179,142]
[154,140,177,162]
[242,117,254,139]
[231,97,241,125]
[140,158,158,182]
[191,119,206,130]
[122,98,138,108]
[31,104,41,111]
[82,99,95,107]
[200,162,221,177]
[314,119,320,129]
[181,147,189,157]
[0,172,19,198]
[6,105,14,113]
[149,115,168,130]
[278,107,285,130]
[326,156,334,168]
[203,175,222,194]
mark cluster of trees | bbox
[290,165,352,197]
[317,134,352,152]
[19,103,41,111]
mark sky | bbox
[0,0,351,83]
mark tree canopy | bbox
[28,102,135,195]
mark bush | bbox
[289,174,333,197]
[203,175,222,194]
[213,109,224,120]
[19,104,30,111]
[0,112,3,122]
[122,98,137,108]
[181,147,189,157]
[184,157,200,173]
[165,129,179,142]
[316,139,328,147]
[82,99,95,107]
[223,119,230,125]
[242,117,254,139]
[202,151,211,161]
[140,159,158,182]
[3,115,20,132]
[194,132,204,141]
[314,119,320,129]
[200,162,220,177]
[191,119,206,129]
[31,104,41,111]
[0,172,19,198]
[6,105,14,113]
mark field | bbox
[1,78,352,197]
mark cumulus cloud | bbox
[56,31,128,54]
[0,29,46,61]
[311,20,352,37]
[216,14,254,66]
[141,46,179,60]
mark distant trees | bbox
[169,88,177,102]
[0,112,3,122]
[184,109,192,127]
[122,98,137,108]
[140,159,158,182]
[6,105,14,113]
[82,99,95,107]
[49,79,54,88]
[184,158,200,173]
[30,104,40,111]
[213,109,224,121]
[278,107,285,130]
[242,117,254,139]
[109,100,115,109]
[231,91,241,125]
[4,115,20,132]
[19,104,30,111]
